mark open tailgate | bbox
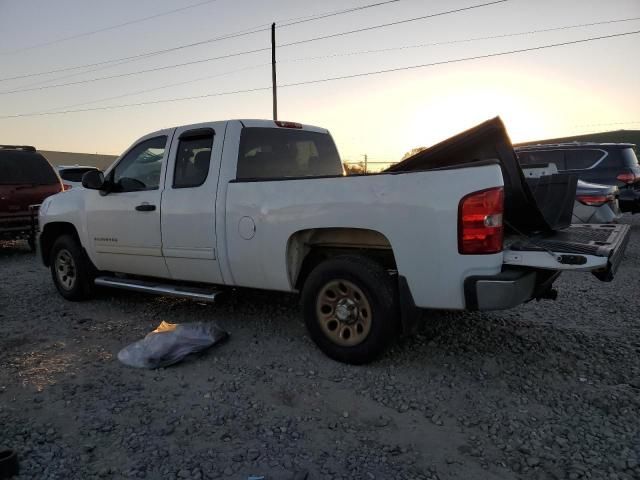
[504,224,631,281]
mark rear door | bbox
[85,134,171,278]
[160,123,225,284]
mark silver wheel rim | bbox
[54,249,76,291]
[316,279,372,347]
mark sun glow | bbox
[315,62,631,165]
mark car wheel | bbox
[50,235,94,301]
[301,255,399,365]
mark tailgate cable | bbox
[504,220,561,263]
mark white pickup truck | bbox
[38,118,630,364]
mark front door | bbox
[85,134,171,278]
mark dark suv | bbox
[0,145,63,250]
[515,143,640,213]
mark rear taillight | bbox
[62,184,72,191]
[458,187,504,255]
[576,194,609,206]
[616,172,637,184]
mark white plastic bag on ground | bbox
[117,321,229,369]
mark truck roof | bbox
[145,119,330,139]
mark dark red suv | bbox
[0,145,63,250]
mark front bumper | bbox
[464,268,559,311]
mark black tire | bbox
[27,235,36,252]
[50,234,94,301]
[301,255,399,365]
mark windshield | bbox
[0,151,59,185]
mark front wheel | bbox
[301,255,399,365]
[50,235,94,301]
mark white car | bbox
[38,118,630,363]
[56,165,100,190]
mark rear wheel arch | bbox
[286,227,397,290]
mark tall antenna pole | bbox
[271,22,278,121]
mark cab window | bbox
[236,128,343,180]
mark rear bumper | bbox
[573,201,621,224]
[0,205,40,240]
[464,268,559,311]
[618,187,640,213]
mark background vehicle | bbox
[519,162,621,224]
[0,145,63,250]
[573,180,620,223]
[38,118,630,364]
[56,165,100,189]
[515,143,640,213]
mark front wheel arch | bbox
[40,222,82,267]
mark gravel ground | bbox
[1,218,639,480]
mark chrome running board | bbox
[94,276,221,303]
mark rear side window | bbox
[236,128,343,180]
[0,151,59,185]
[621,148,639,167]
[564,149,604,170]
[173,130,214,188]
[59,168,96,182]
[518,150,566,170]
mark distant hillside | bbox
[515,130,640,148]
[39,150,118,170]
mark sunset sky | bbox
[0,0,638,166]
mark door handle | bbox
[135,204,156,212]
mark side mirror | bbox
[82,170,105,190]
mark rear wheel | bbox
[301,255,399,364]
[50,235,94,300]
